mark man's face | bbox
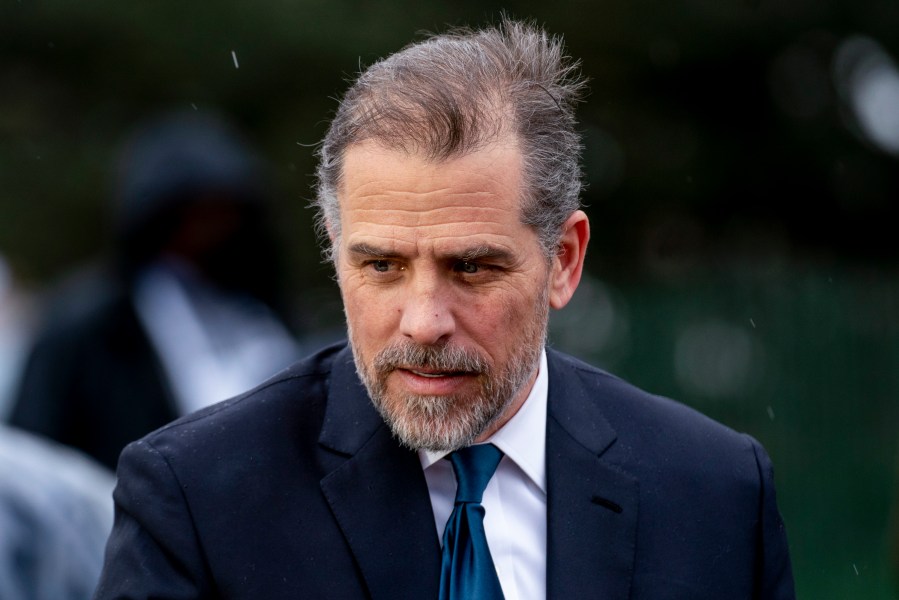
[335,139,553,452]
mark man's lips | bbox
[403,368,462,377]
[408,370,450,378]
[397,367,477,378]
[391,367,477,394]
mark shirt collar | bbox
[419,348,548,493]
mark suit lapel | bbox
[318,348,441,600]
[545,350,638,600]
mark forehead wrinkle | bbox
[346,191,513,212]
[342,159,520,202]
[348,185,457,197]
[345,206,518,232]
[343,162,510,192]
[349,211,512,227]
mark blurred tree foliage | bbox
[2,1,899,598]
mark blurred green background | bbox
[1,1,897,597]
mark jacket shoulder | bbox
[133,342,348,458]
[546,348,758,473]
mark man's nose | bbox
[399,274,455,345]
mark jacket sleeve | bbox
[93,439,214,599]
[746,435,796,600]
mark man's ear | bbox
[549,210,590,310]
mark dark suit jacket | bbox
[11,276,179,470]
[94,343,794,599]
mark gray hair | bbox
[314,18,587,261]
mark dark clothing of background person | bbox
[10,270,178,469]
[9,110,299,470]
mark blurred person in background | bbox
[8,109,300,470]
[0,422,114,600]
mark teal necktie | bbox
[438,444,505,600]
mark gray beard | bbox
[348,297,548,452]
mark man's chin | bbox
[396,431,481,454]
[377,394,513,453]
[374,398,484,452]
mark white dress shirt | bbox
[419,349,548,600]
[133,261,299,415]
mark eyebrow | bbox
[455,244,516,264]
[346,242,516,264]
[346,242,399,258]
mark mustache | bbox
[372,342,489,375]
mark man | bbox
[95,20,795,599]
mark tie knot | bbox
[449,444,503,504]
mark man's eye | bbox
[455,261,479,274]
[371,260,391,272]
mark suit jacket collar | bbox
[317,345,638,600]
[545,348,638,600]
[317,347,383,455]
[318,346,442,599]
